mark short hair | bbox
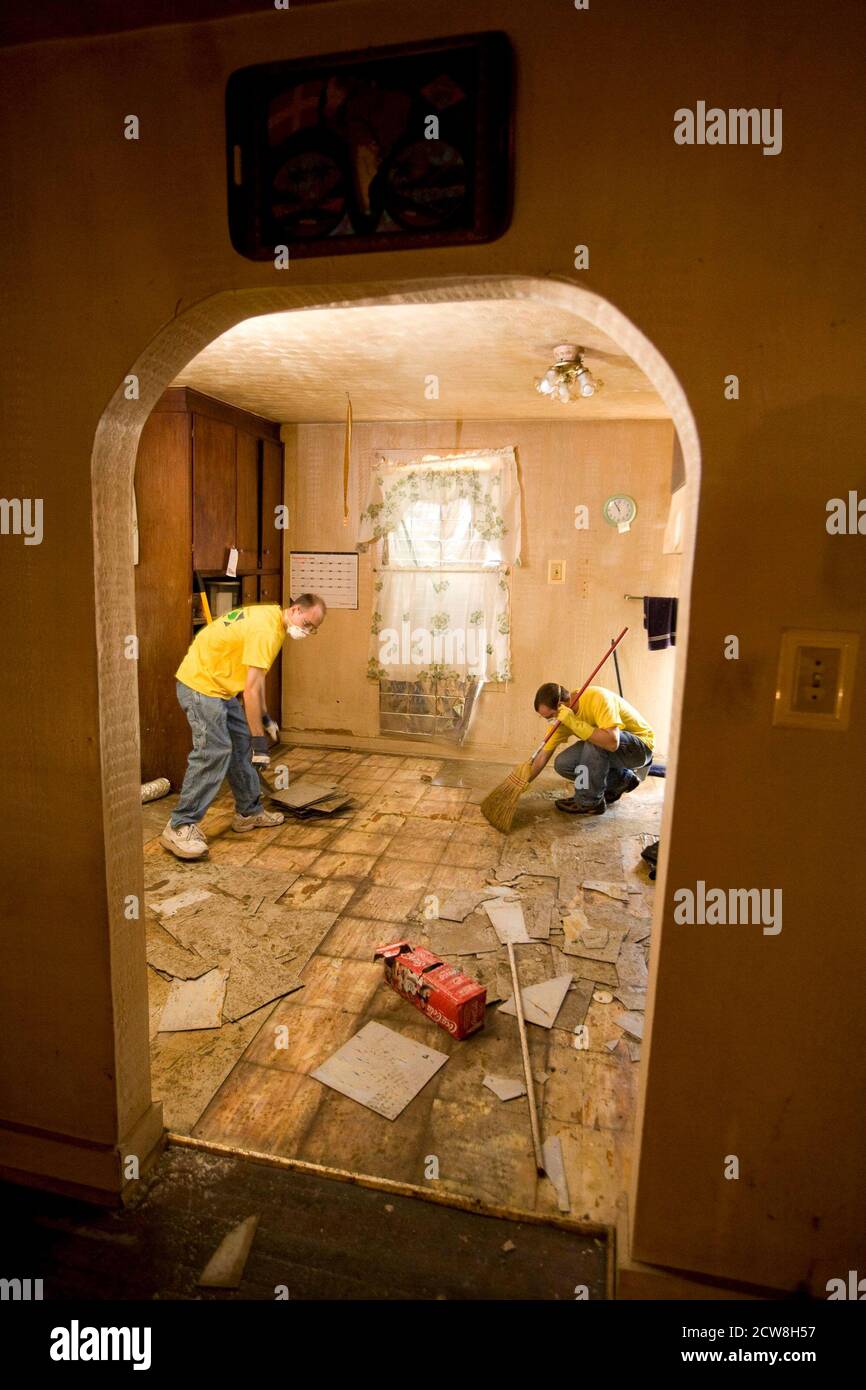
[292,592,327,615]
[534,682,568,712]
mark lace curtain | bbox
[357,447,520,683]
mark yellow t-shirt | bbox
[176,604,285,699]
[543,685,655,752]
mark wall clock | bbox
[602,494,637,530]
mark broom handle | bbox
[507,940,546,1174]
[531,627,629,757]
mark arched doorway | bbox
[92,273,700,1206]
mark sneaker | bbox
[604,770,640,804]
[232,808,285,833]
[555,798,606,816]
[160,821,209,860]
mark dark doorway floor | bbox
[4,1145,608,1301]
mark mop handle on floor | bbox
[530,628,629,758]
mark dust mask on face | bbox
[287,623,309,641]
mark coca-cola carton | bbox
[373,940,487,1040]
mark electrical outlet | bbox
[548,560,565,584]
[773,628,859,731]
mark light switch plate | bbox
[772,628,859,731]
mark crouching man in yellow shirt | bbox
[528,681,654,816]
[161,594,327,860]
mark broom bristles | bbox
[480,760,533,832]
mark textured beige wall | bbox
[0,0,863,1286]
[281,419,679,758]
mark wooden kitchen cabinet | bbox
[235,429,260,572]
[258,572,283,723]
[260,439,283,569]
[135,387,284,786]
[192,413,236,571]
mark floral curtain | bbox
[357,447,519,684]
[356,446,521,564]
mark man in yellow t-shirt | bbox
[528,681,654,816]
[161,594,327,860]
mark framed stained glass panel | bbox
[226,31,513,260]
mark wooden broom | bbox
[480,628,629,833]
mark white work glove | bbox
[251,735,271,768]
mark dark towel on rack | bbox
[643,597,678,650]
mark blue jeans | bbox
[171,681,264,827]
[553,730,652,808]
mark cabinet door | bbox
[260,438,283,570]
[241,574,258,606]
[192,414,236,571]
[134,410,193,788]
[236,431,259,572]
[259,572,282,725]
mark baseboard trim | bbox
[0,1102,164,1204]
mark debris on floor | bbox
[154,886,213,919]
[498,973,572,1029]
[197,1214,260,1289]
[483,1074,528,1102]
[614,987,647,1011]
[552,978,595,1032]
[483,898,531,944]
[427,917,499,957]
[542,1134,571,1213]
[311,1020,449,1120]
[168,908,313,1022]
[582,879,631,902]
[146,917,217,980]
[614,1010,645,1040]
[144,742,659,1219]
[561,924,628,964]
[289,791,353,819]
[159,967,228,1032]
[437,888,494,921]
[267,779,340,810]
[374,939,487,1038]
[522,894,556,940]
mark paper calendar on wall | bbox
[289,551,359,610]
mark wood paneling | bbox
[192,413,236,570]
[259,571,283,723]
[134,411,192,788]
[281,419,679,757]
[260,439,283,570]
[235,430,259,571]
[136,392,284,784]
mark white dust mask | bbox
[287,624,309,640]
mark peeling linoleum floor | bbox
[143,745,663,1228]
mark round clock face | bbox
[603,494,637,527]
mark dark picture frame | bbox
[226,31,514,260]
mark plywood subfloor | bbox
[144,746,663,1228]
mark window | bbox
[357,448,521,738]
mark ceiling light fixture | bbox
[534,343,602,403]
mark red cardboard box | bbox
[374,940,486,1039]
